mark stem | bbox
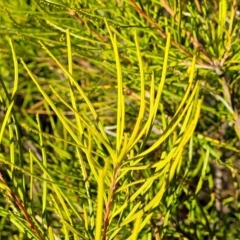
[0,173,44,240]
[102,164,120,240]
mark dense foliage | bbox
[0,0,240,239]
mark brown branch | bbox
[160,0,213,63]
[68,9,106,43]
[102,164,120,240]
[0,174,44,240]
[129,0,196,60]
[150,218,161,240]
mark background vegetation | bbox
[0,0,240,239]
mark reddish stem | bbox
[102,164,120,240]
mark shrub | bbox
[0,0,240,239]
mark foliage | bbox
[0,0,240,239]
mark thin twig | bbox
[0,174,45,240]
[68,9,106,43]
[129,0,196,60]
[150,218,161,240]
[102,164,120,240]
[160,0,212,63]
